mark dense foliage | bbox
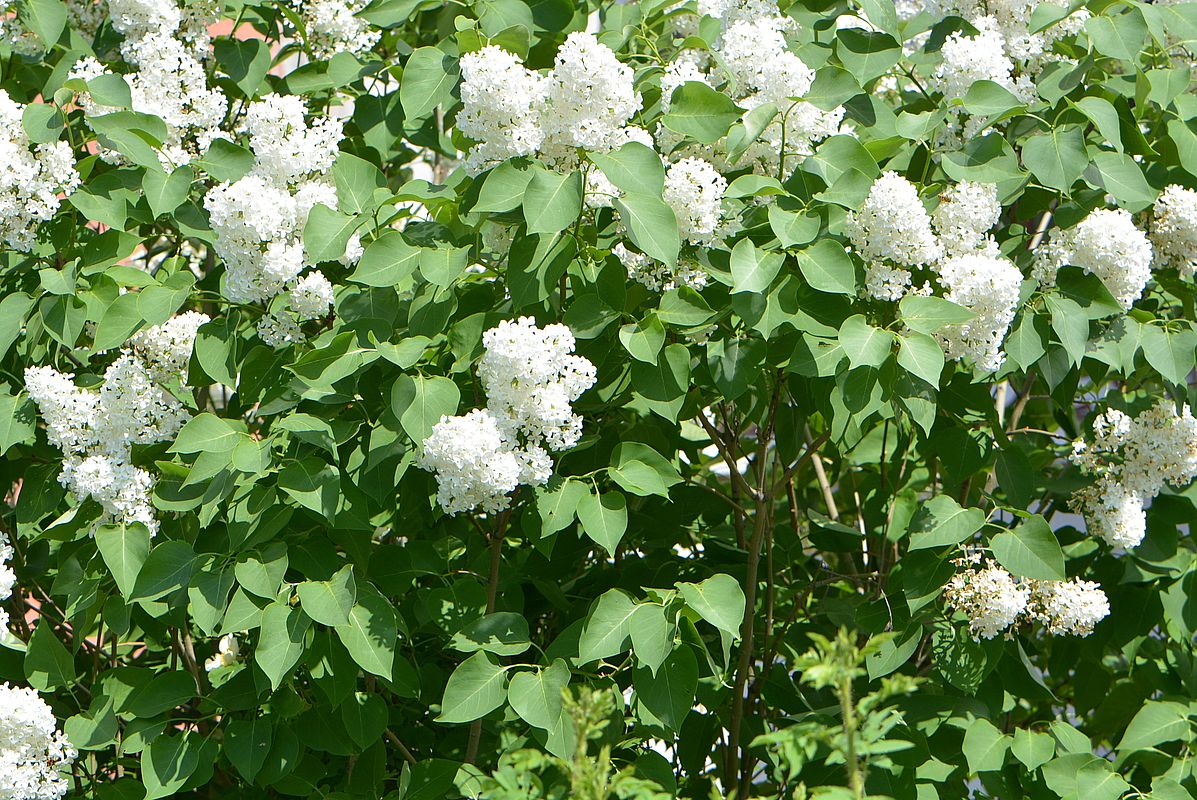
[1,0,1197,797]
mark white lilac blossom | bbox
[542,32,642,155]
[479,317,597,452]
[456,46,547,174]
[418,409,525,515]
[24,314,204,534]
[0,91,80,252]
[662,158,729,247]
[848,172,943,300]
[1150,184,1197,278]
[945,553,1109,639]
[934,253,1022,371]
[1071,402,1197,549]
[288,272,335,321]
[718,13,813,105]
[924,0,1089,67]
[204,634,241,672]
[418,319,596,515]
[256,313,304,349]
[613,243,708,293]
[931,18,1021,105]
[1032,208,1153,310]
[0,684,76,800]
[943,557,1029,639]
[130,311,210,382]
[1027,578,1110,637]
[0,533,13,634]
[933,181,1002,256]
[284,0,379,58]
[245,94,345,186]
[204,176,337,304]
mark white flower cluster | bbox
[419,318,596,515]
[932,181,1002,257]
[613,244,708,293]
[934,253,1022,372]
[204,95,345,340]
[1071,401,1197,549]
[1033,208,1153,310]
[944,553,1109,639]
[926,0,1089,67]
[848,172,944,300]
[284,0,379,58]
[0,91,80,253]
[24,313,206,535]
[0,684,77,800]
[659,0,844,176]
[457,33,646,174]
[0,533,13,635]
[71,0,225,168]
[1150,184,1197,279]
[204,634,240,672]
[663,158,730,247]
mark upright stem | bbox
[465,508,511,764]
[839,671,865,800]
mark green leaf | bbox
[522,169,583,234]
[297,564,357,627]
[20,0,67,46]
[213,37,272,98]
[618,314,665,364]
[839,315,893,368]
[634,645,698,732]
[991,515,1066,581]
[419,244,470,286]
[730,238,783,294]
[350,232,422,287]
[797,240,856,295]
[255,602,311,691]
[400,47,460,122]
[630,343,691,422]
[677,574,745,636]
[342,692,388,751]
[141,733,204,800]
[1118,701,1191,751]
[25,620,76,691]
[662,81,743,144]
[897,332,945,387]
[1140,324,1196,386]
[142,166,193,219]
[962,718,1010,773]
[474,161,536,212]
[450,613,531,657]
[608,442,681,499]
[907,495,984,550]
[577,488,628,555]
[1093,151,1155,210]
[0,392,36,455]
[899,295,975,334]
[537,479,586,536]
[392,375,461,445]
[335,586,399,680]
[95,523,151,600]
[1022,126,1088,193]
[225,717,272,782]
[21,102,63,144]
[333,152,387,215]
[508,659,570,730]
[1085,10,1146,62]
[835,29,901,84]
[963,80,1024,118]
[614,193,680,266]
[170,413,245,454]
[437,652,508,723]
[628,603,671,675]
[1011,729,1056,771]
[196,138,255,182]
[769,206,820,248]
[578,590,639,662]
[130,541,196,601]
[587,141,665,196]
[304,204,359,264]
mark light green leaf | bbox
[991,515,1066,581]
[577,488,628,555]
[437,652,508,723]
[677,574,745,636]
